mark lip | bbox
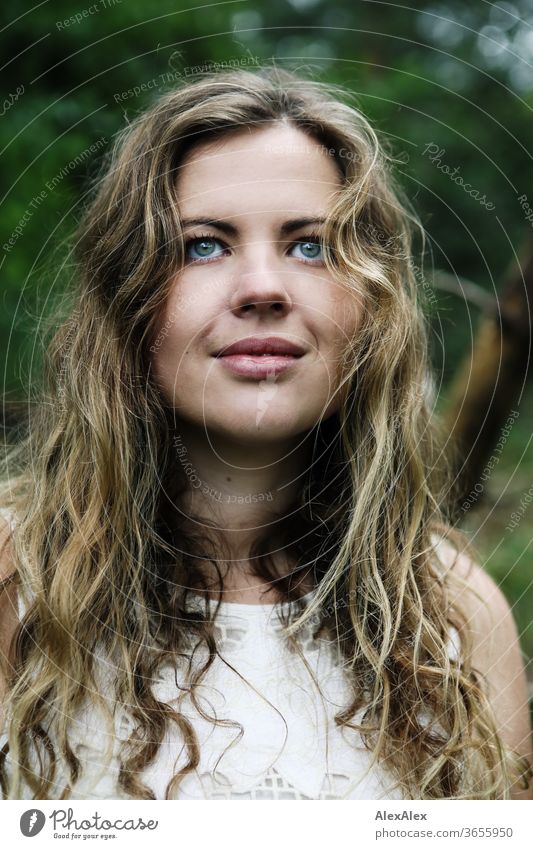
[213,336,306,358]
[216,354,301,378]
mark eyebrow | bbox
[180,216,328,237]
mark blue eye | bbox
[183,233,325,263]
[290,237,324,262]
[185,235,227,262]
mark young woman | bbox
[0,66,531,801]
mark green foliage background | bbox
[1,1,532,665]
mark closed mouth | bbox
[213,336,306,358]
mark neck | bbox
[170,421,316,598]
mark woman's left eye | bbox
[185,236,227,262]
[289,237,324,262]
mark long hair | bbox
[0,65,530,800]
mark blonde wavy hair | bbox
[0,65,530,800]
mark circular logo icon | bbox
[20,809,46,837]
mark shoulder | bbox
[433,534,533,799]
[434,536,515,629]
[434,535,523,658]
[431,532,518,632]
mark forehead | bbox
[175,124,343,214]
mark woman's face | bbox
[151,123,363,444]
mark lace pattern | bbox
[193,766,355,800]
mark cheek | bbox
[320,291,364,406]
[167,265,229,315]
[323,288,364,359]
[150,306,185,368]
[152,270,217,355]
[149,303,198,398]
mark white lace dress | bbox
[0,508,459,800]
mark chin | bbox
[209,412,312,443]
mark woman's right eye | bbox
[184,235,228,262]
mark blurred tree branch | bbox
[431,271,497,311]
[443,232,533,510]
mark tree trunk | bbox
[443,233,533,513]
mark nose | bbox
[229,246,293,317]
